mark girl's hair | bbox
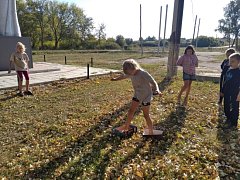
[122,59,141,74]
[225,48,235,55]
[16,42,26,52]
[184,45,195,54]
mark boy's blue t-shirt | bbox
[222,68,240,96]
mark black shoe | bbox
[24,91,33,96]
[17,92,24,97]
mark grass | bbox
[32,50,167,69]
[0,61,239,179]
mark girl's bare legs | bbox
[183,80,192,106]
[142,105,153,135]
[18,78,23,94]
[117,100,140,131]
[26,80,29,91]
[177,80,190,103]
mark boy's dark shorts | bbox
[132,97,150,106]
[183,72,196,81]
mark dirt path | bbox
[137,51,224,72]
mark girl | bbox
[111,59,162,135]
[176,45,198,106]
[8,42,32,96]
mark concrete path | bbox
[0,51,222,90]
[0,62,118,90]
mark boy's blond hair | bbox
[122,59,141,74]
[16,42,26,52]
[229,52,240,62]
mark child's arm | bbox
[176,55,184,66]
[25,53,30,70]
[194,54,199,67]
[111,73,128,81]
[143,71,162,96]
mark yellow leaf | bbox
[136,171,143,177]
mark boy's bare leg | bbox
[116,100,139,132]
[142,105,153,135]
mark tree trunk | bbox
[231,38,235,47]
[235,37,239,51]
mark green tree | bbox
[216,0,240,49]
[47,1,73,49]
[27,0,49,49]
[125,38,133,45]
[115,35,125,48]
[95,23,106,47]
[193,36,220,47]
[17,0,40,48]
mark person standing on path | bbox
[8,42,32,96]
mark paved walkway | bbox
[0,62,119,90]
[0,57,221,90]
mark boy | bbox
[221,53,240,129]
[218,48,235,104]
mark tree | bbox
[17,0,40,48]
[125,38,133,46]
[193,36,221,47]
[47,1,73,49]
[216,0,240,50]
[27,0,49,49]
[95,23,106,47]
[115,35,125,48]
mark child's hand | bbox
[158,91,163,97]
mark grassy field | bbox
[31,47,228,69]
[32,50,167,69]
[0,51,239,179]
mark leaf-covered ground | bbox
[0,66,239,179]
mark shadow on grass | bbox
[216,105,240,179]
[107,105,187,179]
[22,77,176,179]
[158,76,174,92]
[23,102,143,179]
[23,102,131,179]
[0,90,19,102]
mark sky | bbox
[59,0,230,41]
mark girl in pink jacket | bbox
[176,45,198,106]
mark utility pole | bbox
[192,15,197,45]
[140,4,143,56]
[167,0,184,78]
[162,4,168,52]
[157,6,162,54]
[195,18,200,48]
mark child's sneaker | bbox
[17,92,24,97]
[24,91,33,96]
